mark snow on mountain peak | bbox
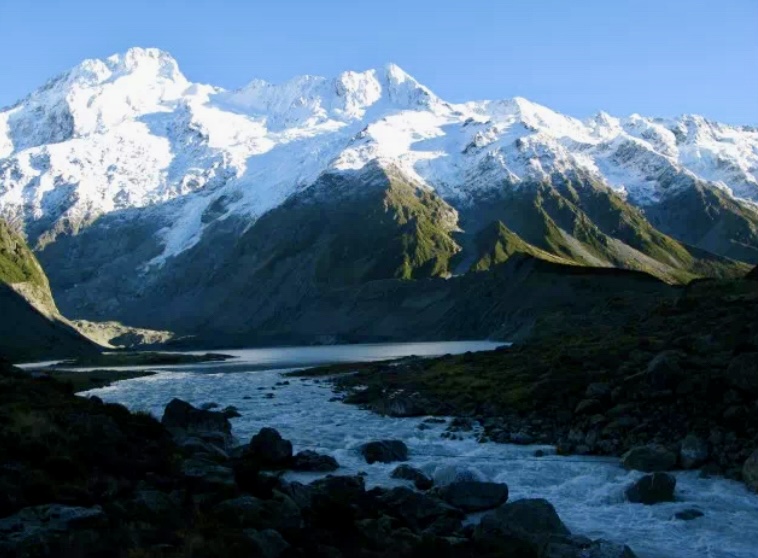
[1,48,757,265]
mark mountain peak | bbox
[67,47,185,87]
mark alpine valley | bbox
[1,47,758,347]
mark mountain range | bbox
[1,47,757,345]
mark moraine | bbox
[77,342,758,558]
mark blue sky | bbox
[0,0,756,124]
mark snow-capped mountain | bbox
[1,48,757,337]
[2,48,756,258]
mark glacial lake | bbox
[69,341,758,558]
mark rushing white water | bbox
[80,342,758,558]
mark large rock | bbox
[371,392,439,417]
[726,354,758,394]
[391,464,433,490]
[377,486,462,532]
[474,498,570,554]
[622,445,677,472]
[305,475,372,526]
[161,398,232,448]
[243,528,290,558]
[743,449,758,492]
[181,456,237,493]
[247,427,293,469]
[359,439,408,464]
[542,537,638,558]
[679,435,709,469]
[645,350,685,390]
[213,494,302,532]
[431,464,483,486]
[0,504,106,556]
[291,450,339,472]
[625,473,676,504]
[434,481,509,512]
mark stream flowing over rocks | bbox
[79,343,758,558]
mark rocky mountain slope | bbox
[0,219,98,361]
[1,48,757,338]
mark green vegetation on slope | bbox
[234,163,461,287]
[0,219,47,289]
[467,177,750,284]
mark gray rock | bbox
[673,508,704,521]
[542,537,637,558]
[622,444,677,472]
[248,427,293,468]
[181,457,237,492]
[679,434,709,469]
[391,464,433,490]
[585,382,612,399]
[432,465,483,486]
[377,486,462,532]
[214,494,302,532]
[291,450,339,472]
[645,351,685,390]
[359,439,408,464]
[131,490,180,520]
[743,448,758,492]
[625,472,676,504]
[475,498,570,554]
[373,392,436,417]
[726,353,758,394]
[222,405,242,418]
[575,399,603,415]
[243,529,290,558]
[0,504,106,554]
[434,481,509,512]
[161,398,232,449]
[177,435,230,462]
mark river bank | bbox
[294,277,758,489]
[1,359,644,558]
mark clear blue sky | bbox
[1,0,756,124]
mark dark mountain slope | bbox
[0,219,98,361]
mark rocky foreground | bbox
[0,361,639,558]
[299,275,758,491]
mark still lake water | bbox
[75,341,758,558]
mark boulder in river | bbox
[434,481,509,512]
[543,537,638,558]
[673,508,704,521]
[474,498,570,554]
[622,444,677,472]
[291,450,339,472]
[359,439,408,464]
[161,398,233,448]
[391,464,433,490]
[625,473,676,504]
[247,427,293,469]
[743,449,758,492]
[431,464,483,486]
[377,486,462,532]
[679,434,709,469]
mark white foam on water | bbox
[81,343,758,558]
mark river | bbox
[77,342,758,558]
